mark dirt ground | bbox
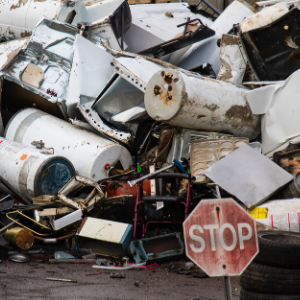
[0,260,241,300]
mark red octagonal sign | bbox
[183,198,258,277]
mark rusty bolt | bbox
[161,71,165,77]
[222,264,226,269]
[168,86,172,91]
[168,96,172,100]
[216,206,220,211]
[85,109,90,113]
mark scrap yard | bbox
[1,0,300,299]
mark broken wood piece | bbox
[38,207,74,217]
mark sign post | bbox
[183,198,258,299]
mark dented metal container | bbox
[129,233,184,263]
[190,137,249,183]
[0,137,75,201]
[144,69,261,139]
[5,108,132,181]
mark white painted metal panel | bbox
[203,145,293,208]
[78,217,129,243]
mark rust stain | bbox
[153,85,161,96]
[281,157,300,175]
[204,104,219,112]
[7,27,16,38]
[0,36,30,69]
[164,73,173,84]
[21,30,32,38]
[216,206,220,226]
[225,104,253,122]
[153,84,177,106]
[10,0,28,10]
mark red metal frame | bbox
[133,174,193,239]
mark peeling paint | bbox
[20,30,32,38]
[225,104,254,123]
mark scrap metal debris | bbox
[2,1,300,297]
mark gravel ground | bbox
[0,260,241,300]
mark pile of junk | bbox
[3,0,300,297]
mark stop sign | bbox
[183,198,258,277]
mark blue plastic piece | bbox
[173,159,188,174]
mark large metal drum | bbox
[0,137,75,201]
[144,69,261,140]
[5,108,132,181]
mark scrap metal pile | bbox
[2,0,300,296]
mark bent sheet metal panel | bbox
[238,6,300,81]
[67,34,115,103]
[79,57,167,144]
[125,2,213,54]
[1,18,114,120]
[176,0,255,73]
[203,145,293,208]
[246,69,300,157]
[1,19,78,119]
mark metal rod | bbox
[121,6,124,51]
[223,276,233,300]
[0,175,31,205]
[0,221,17,235]
[46,278,77,283]
[49,259,96,264]
[127,163,175,187]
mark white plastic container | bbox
[5,108,132,180]
[0,137,75,201]
[144,69,261,140]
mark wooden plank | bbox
[38,207,74,217]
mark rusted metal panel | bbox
[166,128,233,164]
[217,34,249,86]
[183,198,258,276]
[104,180,151,197]
[144,68,261,139]
[190,138,249,184]
[273,145,300,176]
[240,2,289,32]
[176,0,255,74]
[238,5,300,81]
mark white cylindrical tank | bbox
[0,0,86,40]
[144,69,261,140]
[0,137,75,201]
[5,108,132,180]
